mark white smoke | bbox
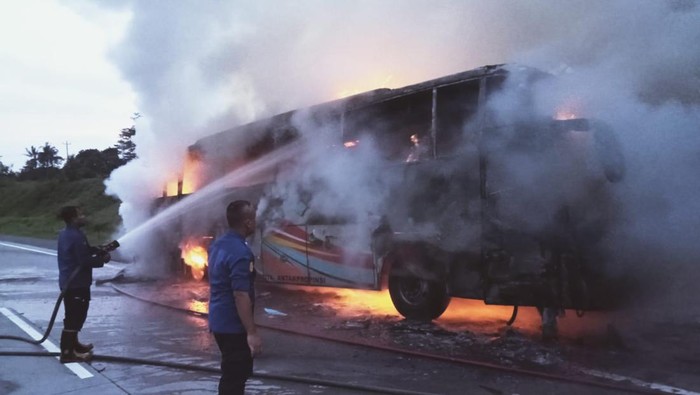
[94,0,700,317]
[515,2,700,317]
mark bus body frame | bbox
[154,64,625,321]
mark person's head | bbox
[226,200,256,237]
[410,134,420,145]
[59,206,86,227]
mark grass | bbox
[0,178,121,244]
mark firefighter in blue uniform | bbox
[57,206,110,363]
[208,200,262,395]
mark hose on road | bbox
[0,266,83,345]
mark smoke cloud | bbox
[97,0,700,324]
[513,2,700,319]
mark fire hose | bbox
[0,240,119,345]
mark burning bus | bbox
[154,64,625,323]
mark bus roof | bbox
[189,63,543,156]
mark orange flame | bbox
[163,148,203,197]
[165,180,179,197]
[180,239,208,280]
[182,150,203,194]
[294,286,541,332]
[554,97,583,120]
[330,288,397,315]
[554,109,578,121]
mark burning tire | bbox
[388,275,451,320]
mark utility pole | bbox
[63,141,71,159]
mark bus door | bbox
[432,78,483,298]
[479,74,566,307]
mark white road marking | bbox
[0,241,119,269]
[0,307,93,379]
[0,241,56,256]
[581,368,700,395]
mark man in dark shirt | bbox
[208,200,262,395]
[57,206,110,363]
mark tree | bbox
[37,142,63,169]
[116,126,137,163]
[115,112,139,163]
[19,143,62,180]
[23,145,39,171]
[101,147,122,172]
[62,148,122,180]
[0,159,14,179]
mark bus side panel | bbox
[259,224,310,285]
[305,224,377,289]
[305,248,375,289]
[260,223,377,289]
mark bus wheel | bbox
[388,275,450,321]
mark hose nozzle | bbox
[101,240,120,252]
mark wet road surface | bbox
[1,236,699,394]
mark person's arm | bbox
[74,233,108,269]
[234,291,262,356]
[229,254,262,356]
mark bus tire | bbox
[388,275,450,321]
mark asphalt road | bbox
[1,235,698,395]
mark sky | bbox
[0,0,136,170]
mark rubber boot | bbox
[60,330,92,363]
[75,332,94,353]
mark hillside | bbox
[0,178,121,244]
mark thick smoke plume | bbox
[100,0,700,326]
[514,2,700,322]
